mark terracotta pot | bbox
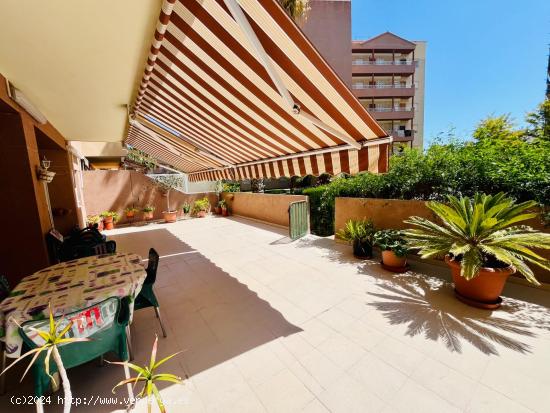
[222,208,228,217]
[445,255,515,305]
[381,250,407,268]
[143,211,154,220]
[215,207,221,214]
[163,211,177,223]
[197,211,207,218]
[352,239,372,259]
[126,211,135,219]
[103,216,114,230]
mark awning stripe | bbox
[127,0,389,181]
[188,144,390,182]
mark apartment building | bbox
[352,33,426,149]
[301,1,426,149]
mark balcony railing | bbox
[352,60,415,66]
[390,129,413,138]
[368,106,413,112]
[352,83,413,90]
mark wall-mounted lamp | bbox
[37,156,55,183]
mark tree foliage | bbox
[304,103,550,235]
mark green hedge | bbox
[304,135,550,236]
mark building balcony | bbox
[368,107,414,120]
[352,60,416,75]
[353,85,415,98]
[389,129,414,142]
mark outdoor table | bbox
[0,252,146,359]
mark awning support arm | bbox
[223,0,362,150]
[129,108,235,168]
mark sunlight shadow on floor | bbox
[367,272,550,355]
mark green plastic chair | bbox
[19,296,131,397]
[134,248,167,337]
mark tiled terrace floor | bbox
[2,216,550,412]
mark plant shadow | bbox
[368,272,550,355]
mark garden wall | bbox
[221,192,307,228]
[335,197,550,285]
[82,170,217,224]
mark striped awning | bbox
[188,143,389,182]
[127,0,389,181]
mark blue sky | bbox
[351,0,550,145]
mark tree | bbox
[279,0,310,19]
[155,175,184,213]
[472,115,523,145]
[525,99,550,142]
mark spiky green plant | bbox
[337,219,375,244]
[109,335,182,413]
[1,305,90,413]
[403,193,550,284]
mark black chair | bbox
[134,248,166,337]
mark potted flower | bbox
[220,200,229,216]
[193,197,210,218]
[337,219,376,259]
[100,211,120,230]
[125,206,139,219]
[404,193,550,308]
[374,229,409,271]
[214,201,222,215]
[156,175,184,223]
[181,202,191,218]
[143,205,155,220]
[87,214,103,231]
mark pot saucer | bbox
[454,289,502,309]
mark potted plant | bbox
[214,180,224,214]
[100,211,120,230]
[220,200,229,217]
[142,205,155,220]
[404,193,550,308]
[87,214,103,231]
[181,202,191,218]
[124,206,139,219]
[193,197,210,218]
[374,229,409,271]
[156,175,184,223]
[337,219,376,259]
[214,201,222,215]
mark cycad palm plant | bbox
[404,193,550,287]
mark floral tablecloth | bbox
[0,252,146,358]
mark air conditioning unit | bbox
[5,78,48,124]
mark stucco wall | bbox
[221,192,308,228]
[335,197,550,284]
[300,0,352,86]
[82,170,217,224]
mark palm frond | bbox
[404,193,547,284]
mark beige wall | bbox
[221,192,307,228]
[413,41,426,149]
[82,170,217,224]
[335,197,550,284]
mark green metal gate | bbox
[289,201,309,240]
